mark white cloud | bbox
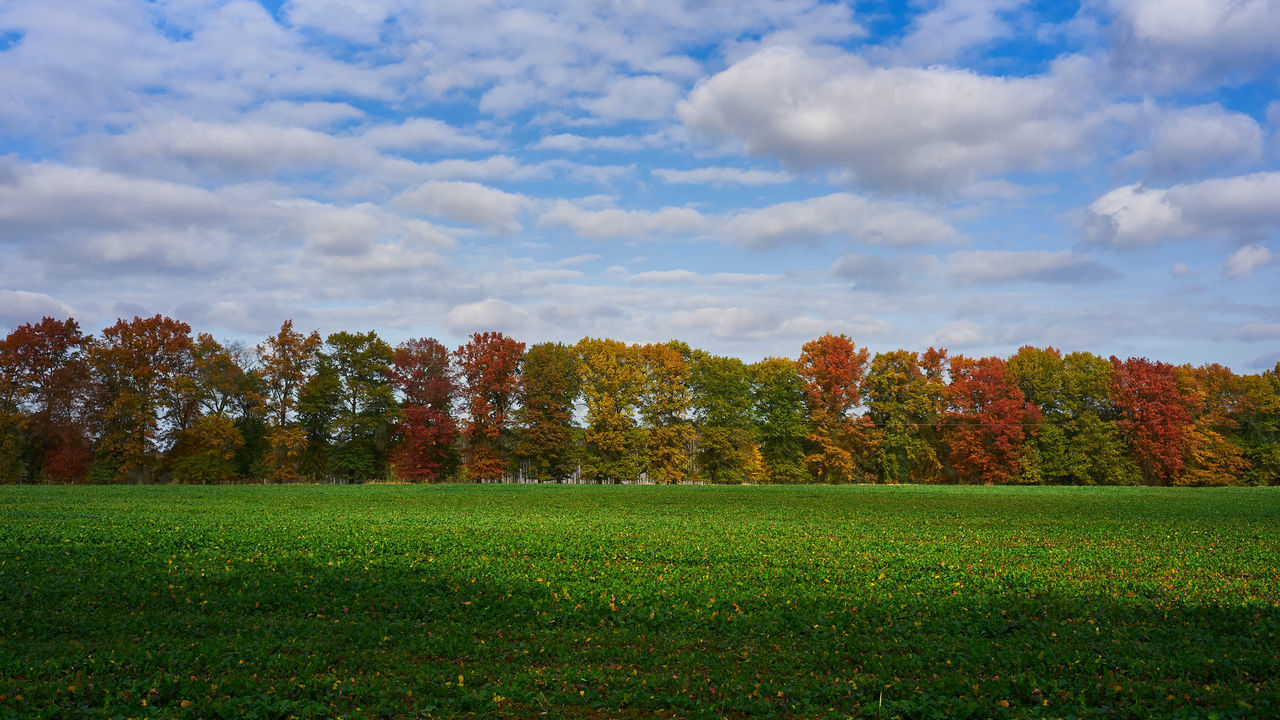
[360,118,499,152]
[830,253,941,291]
[1086,172,1280,247]
[631,269,699,283]
[1121,104,1264,182]
[928,320,986,347]
[1237,322,1280,341]
[392,181,530,234]
[652,166,792,186]
[1224,244,1273,278]
[532,132,667,152]
[724,194,961,249]
[948,250,1116,285]
[680,46,1118,193]
[445,298,533,334]
[0,289,75,327]
[539,193,960,248]
[539,201,707,240]
[884,0,1027,65]
[579,75,683,121]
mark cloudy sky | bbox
[1,0,1278,369]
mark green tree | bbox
[257,320,322,481]
[864,348,947,484]
[751,357,809,483]
[515,342,580,482]
[691,352,756,484]
[325,330,398,482]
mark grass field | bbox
[1,485,1277,719]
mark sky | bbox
[1,0,1278,370]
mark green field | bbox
[1,486,1277,719]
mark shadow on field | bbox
[2,544,1277,720]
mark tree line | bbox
[1,315,1277,486]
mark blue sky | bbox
[1,0,1277,369]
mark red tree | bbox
[796,333,871,482]
[945,355,1040,484]
[388,338,457,482]
[455,332,524,481]
[1,317,94,481]
[1110,356,1189,484]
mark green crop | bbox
[1,485,1277,719]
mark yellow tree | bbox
[577,338,643,483]
[637,342,694,484]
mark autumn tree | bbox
[944,355,1040,484]
[455,332,524,481]
[636,341,694,484]
[751,357,809,483]
[864,348,948,484]
[1174,363,1248,486]
[89,315,193,482]
[690,352,757,484]
[389,337,458,482]
[0,317,93,482]
[257,320,322,481]
[515,342,579,483]
[1110,356,1189,484]
[577,337,644,483]
[797,334,872,483]
[168,334,253,483]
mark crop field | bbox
[1,486,1278,719]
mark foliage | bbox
[389,338,458,482]
[1110,357,1190,484]
[864,348,947,484]
[797,334,872,483]
[577,338,643,482]
[751,357,809,483]
[2,484,1277,720]
[689,352,755,484]
[945,355,1040,484]
[636,342,694,484]
[455,332,524,481]
[88,315,193,482]
[515,342,580,483]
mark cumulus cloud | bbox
[680,46,1118,193]
[1224,244,1274,278]
[578,75,684,121]
[724,194,962,249]
[392,181,530,234]
[1120,104,1264,182]
[360,118,499,152]
[928,320,986,347]
[1104,0,1280,87]
[883,0,1027,65]
[532,133,667,152]
[830,253,941,291]
[1237,322,1280,341]
[1085,172,1280,247]
[538,201,707,240]
[948,250,1117,285]
[445,298,533,334]
[539,193,960,248]
[652,166,792,186]
[0,289,75,327]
